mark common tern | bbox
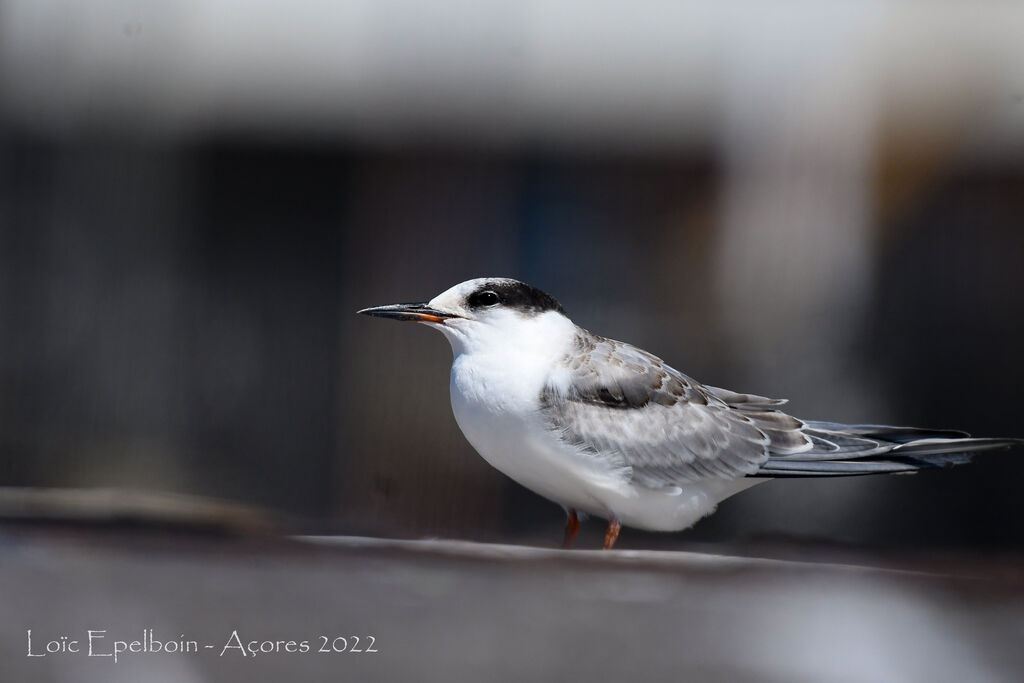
[360,278,1021,549]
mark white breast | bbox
[449,353,614,514]
[438,310,610,512]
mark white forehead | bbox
[428,277,517,310]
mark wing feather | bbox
[540,330,1023,485]
[540,331,779,487]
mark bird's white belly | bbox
[449,359,763,531]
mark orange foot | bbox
[603,517,621,550]
[562,508,580,549]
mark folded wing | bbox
[539,332,803,488]
[540,331,1022,486]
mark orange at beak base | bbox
[357,302,461,323]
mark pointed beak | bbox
[357,302,462,323]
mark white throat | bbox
[432,309,577,362]
[431,310,576,420]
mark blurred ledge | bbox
[0,486,1020,587]
[2,530,1020,682]
[301,534,914,574]
[0,486,285,536]
[298,534,1024,585]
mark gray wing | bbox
[539,331,811,488]
[540,331,1023,486]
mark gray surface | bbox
[2,527,1021,683]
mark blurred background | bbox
[2,0,1023,553]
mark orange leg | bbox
[562,508,580,549]
[603,516,621,550]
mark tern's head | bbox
[359,278,572,355]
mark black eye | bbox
[469,290,500,308]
